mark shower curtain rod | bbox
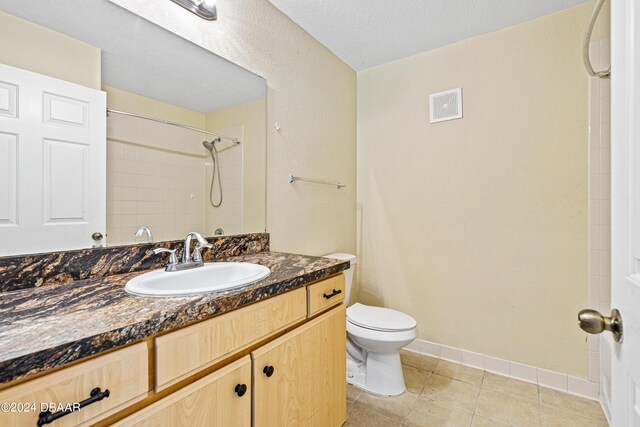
[106,108,241,145]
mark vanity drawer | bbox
[155,287,306,392]
[0,343,148,427]
[307,274,346,317]
[113,356,251,427]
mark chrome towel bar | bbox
[288,174,346,189]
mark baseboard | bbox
[404,338,599,401]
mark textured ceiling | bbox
[0,0,266,113]
[269,0,593,71]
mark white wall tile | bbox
[600,174,611,200]
[600,227,611,251]
[590,175,601,200]
[420,340,441,358]
[590,149,601,175]
[599,277,611,302]
[538,368,568,392]
[587,42,611,391]
[600,200,611,225]
[589,225,600,250]
[461,350,484,370]
[568,376,599,400]
[600,97,611,124]
[510,362,537,384]
[600,251,611,277]
[588,276,600,304]
[600,122,611,148]
[485,356,510,376]
[404,340,421,353]
[440,345,461,363]
[589,250,600,276]
[589,200,601,224]
[589,351,600,382]
[600,148,611,174]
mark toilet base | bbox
[346,351,407,396]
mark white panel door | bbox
[0,63,106,255]
[609,0,640,425]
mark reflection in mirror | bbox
[0,0,267,256]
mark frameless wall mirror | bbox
[0,0,267,256]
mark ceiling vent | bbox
[429,88,462,123]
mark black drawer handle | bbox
[235,383,247,397]
[323,289,342,299]
[37,387,110,426]
[263,365,275,377]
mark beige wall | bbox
[0,10,101,89]
[109,0,357,256]
[357,3,605,377]
[206,100,267,233]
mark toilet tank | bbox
[324,253,357,306]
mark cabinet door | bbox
[252,305,346,427]
[114,356,251,427]
[0,343,148,427]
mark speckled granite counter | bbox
[0,251,348,384]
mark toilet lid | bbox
[347,303,417,332]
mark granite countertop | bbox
[0,251,349,384]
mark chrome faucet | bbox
[152,232,213,272]
[135,226,154,243]
[182,231,213,265]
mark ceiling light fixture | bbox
[169,0,217,21]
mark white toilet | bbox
[325,253,417,396]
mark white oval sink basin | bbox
[125,262,271,297]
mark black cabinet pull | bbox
[234,383,247,397]
[323,289,342,299]
[263,365,275,377]
[37,387,110,426]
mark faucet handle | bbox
[152,248,178,267]
[193,243,213,263]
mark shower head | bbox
[202,138,221,152]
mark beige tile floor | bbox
[345,350,608,427]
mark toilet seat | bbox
[347,320,417,344]
[347,303,417,332]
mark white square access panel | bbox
[429,87,463,123]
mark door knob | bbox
[578,308,623,342]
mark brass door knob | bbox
[578,308,623,342]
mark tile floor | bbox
[345,350,608,427]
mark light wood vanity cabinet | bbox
[0,343,148,427]
[114,356,252,427]
[155,287,307,392]
[307,274,345,317]
[0,275,346,427]
[252,305,347,427]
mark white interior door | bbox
[0,63,106,256]
[609,0,640,425]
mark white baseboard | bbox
[404,338,599,401]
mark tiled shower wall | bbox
[588,38,611,388]
[106,115,245,245]
[204,124,244,236]
[106,115,206,245]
